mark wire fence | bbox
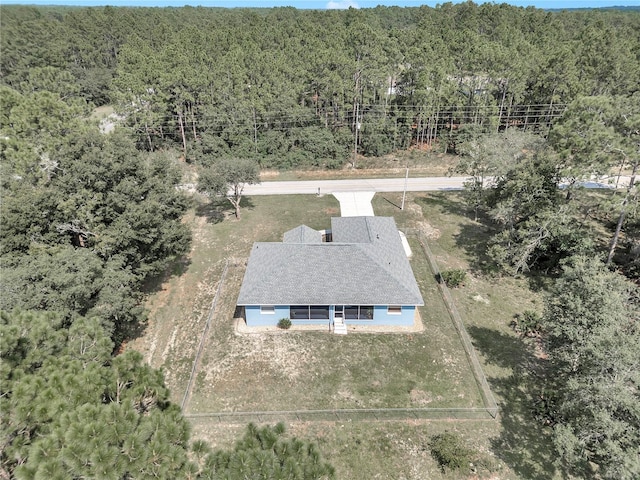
[181,259,230,412]
[180,233,499,424]
[409,230,499,418]
[185,407,496,423]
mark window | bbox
[310,305,330,319]
[387,306,402,315]
[344,306,374,320]
[290,306,309,320]
[290,306,330,320]
[344,306,358,319]
[260,306,275,314]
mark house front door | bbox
[334,305,344,321]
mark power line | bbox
[140,103,567,121]
[113,102,566,133]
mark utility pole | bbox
[401,167,409,210]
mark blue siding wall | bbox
[244,305,416,327]
[245,305,289,327]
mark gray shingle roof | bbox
[237,217,424,306]
[331,217,372,243]
[283,225,322,244]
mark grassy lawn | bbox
[190,418,508,480]
[132,190,563,479]
[135,191,483,413]
[189,231,482,413]
[130,194,342,399]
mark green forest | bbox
[3,3,640,165]
[1,2,639,479]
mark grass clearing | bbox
[190,418,506,480]
[129,193,341,398]
[132,189,562,479]
[89,104,115,120]
[141,192,484,413]
[261,149,458,181]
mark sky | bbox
[1,0,639,8]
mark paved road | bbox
[242,176,469,195]
[240,174,632,196]
[176,174,631,196]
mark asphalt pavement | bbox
[176,174,631,197]
[242,176,469,195]
[241,174,632,196]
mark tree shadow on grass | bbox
[195,196,256,223]
[416,191,471,219]
[415,193,500,275]
[119,254,194,347]
[141,255,192,295]
[466,325,560,480]
[239,195,255,211]
[453,222,502,275]
[195,197,228,224]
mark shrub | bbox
[277,318,292,330]
[439,269,467,288]
[430,432,471,472]
[511,310,542,337]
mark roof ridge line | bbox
[364,217,373,243]
[355,242,422,302]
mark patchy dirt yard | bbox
[189,262,483,414]
[129,194,483,414]
[129,191,557,480]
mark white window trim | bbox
[387,306,402,315]
[260,306,276,314]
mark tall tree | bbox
[1,124,190,340]
[0,310,193,479]
[483,147,594,274]
[550,94,640,265]
[454,129,544,221]
[604,95,639,265]
[1,310,336,479]
[197,158,260,219]
[541,256,640,479]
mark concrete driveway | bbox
[333,191,375,217]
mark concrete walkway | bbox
[333,191,375,217]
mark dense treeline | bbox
[0,5,341,476]
[2,3,639,166]
[452,96,639,479]
[1,311,335,479]
[540,257,639,480]
[0,123,191,342]
[1,3,638,478]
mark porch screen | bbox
[290,306,330,320]
[344,306,373,320]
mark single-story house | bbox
[237,216,424,329]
